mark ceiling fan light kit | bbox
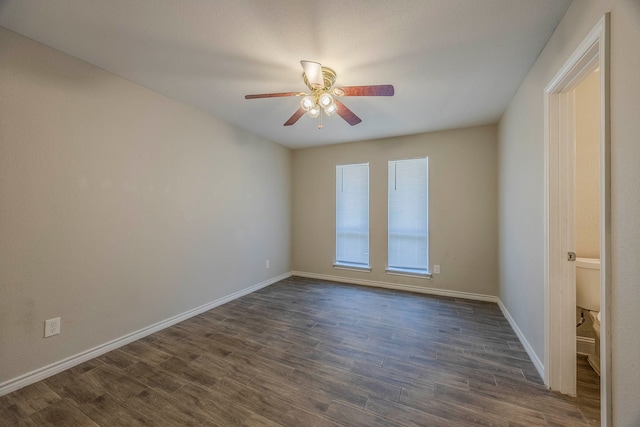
[307,105,321,119]
[324,102,337,117]
[245,60,394,128]
[301,95,315,111]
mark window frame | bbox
[386,157,431,278]
[334,162,371,272]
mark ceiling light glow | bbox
[319,93,333,108]
[307,105,321,118]
[324,102,337,116]
[300,95,315,112]
[301,60,324,89]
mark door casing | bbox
[543,13,611,426]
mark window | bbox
[387,157,429,275]
[335,163,370,270]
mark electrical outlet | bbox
[266,259,270,269]
[44,317,60,338]
[433,265,441,274]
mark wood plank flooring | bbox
[0,276,600,426]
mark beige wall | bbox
[0,28,291,384]
[498,0,640,424]
[292,125,498,297]
[574,71,600,344]
[575,70,601,259]
[575,68,601,342]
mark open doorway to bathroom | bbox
[544,14,611,426]
[574,67,602,422]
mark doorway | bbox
[544,14,611,426]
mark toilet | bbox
[576,257,600,312]
[575,257,601,374]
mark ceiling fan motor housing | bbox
[303,67,336,91]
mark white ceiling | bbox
[0,0,571,149]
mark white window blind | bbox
[388,157,429,273]
[335,163,369,268]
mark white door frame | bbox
[544,14,611,425]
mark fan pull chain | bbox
[318,108,323,129]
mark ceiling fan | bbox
[245,61,394,128]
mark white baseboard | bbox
[497,299,545,381]
[577,335,595,356]
[2,272,546,397]
[291,271,498,302]
[0,272,291,397]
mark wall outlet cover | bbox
[45,317,61,338]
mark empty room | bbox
[1,1,638,426]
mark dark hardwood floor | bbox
[1,276,600,426]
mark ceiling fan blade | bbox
[283,107,305,126]
[334,99,362,126]
[245,92,301,99]
[301,60,324,88]
[337,85,395,97]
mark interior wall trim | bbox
[544,15,610,418]
[497,299,545,381]
[2,271,543,397]
[0,272,291,397]
[291,271,498,302]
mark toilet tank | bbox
[576,257,600,311]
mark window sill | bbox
[333,263,372,273]
[385,267,432,279]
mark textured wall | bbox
[292,125,498,297]
[575,70,601,259]
[609,1,640,424]
[0,28,291,384]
